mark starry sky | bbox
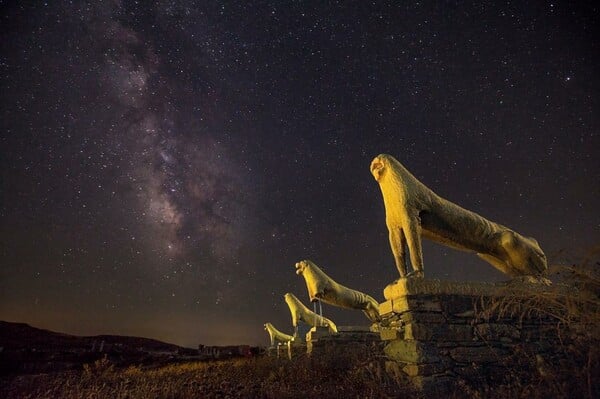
[1,2,598,347]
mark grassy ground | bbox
[1,352,408,399]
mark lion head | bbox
[370,154,392,182]
[294,260,310,276]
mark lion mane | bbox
[370,154,548,279]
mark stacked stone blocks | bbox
[379,278,564,394]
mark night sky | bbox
[1,2,598,347]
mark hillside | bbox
[0,321,194,375]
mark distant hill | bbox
[0,320,187,353]
[0,321,196,375]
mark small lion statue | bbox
[264,322,294,346]
[295,260,380,322]
[370,154,548,279]
[284,293,338,334]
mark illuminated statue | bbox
[284,293,338,334]
[370,154,548,279]
[263,322,294,346]
[295,259,380,322]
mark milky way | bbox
[1,2,598,346]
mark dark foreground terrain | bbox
[1,352,409,399]
[1,343,598,399]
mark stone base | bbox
[380,277,563,394]
[306,325,383,355]
[384,277,519,300]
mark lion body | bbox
[370,154,548,278]
[264,322,294,346]
[295,260,380,322]
[284,293,338,334]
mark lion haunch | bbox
[370,154,548,279]
[284,292,338,334]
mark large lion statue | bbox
[295,259,380,322]
[370,154,548,279]
[284,293,338,334]
[263,322,294,346]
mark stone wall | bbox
[306,326,384,357]
[379,278,569,396]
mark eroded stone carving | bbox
[284,292,338,334]
[295,259,380,322]
[264,322,294,346]
[370,154,547,279]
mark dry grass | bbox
[470,247,600,399]
[0,350,406,399]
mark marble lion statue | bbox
[295,259,380,322]
[263,322,294,346]
[370,154,548,279]
[284,293,338,334]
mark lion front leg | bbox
[404,217,424,278]
[362,302,381,322]
[388,227,407,277]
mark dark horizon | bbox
[1,2,598,347]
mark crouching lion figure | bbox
[284,293,338,334]
[295,259,380,322]
[370,154,548,279]
[264,322,294,346]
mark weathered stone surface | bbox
[384,278,505,300]
[521,324,562,341]
[337,325,373,332]
[475,323,520,341]
[404,323,473,341]
[384,340,440,363]
[378,300,394,316]
[380,327,401,341]
[449,346,508,363]
[319,331,380,342]
[401,311,446,324]
[380,296,442,315]
[402,362,448,377]
[439,295,479,315]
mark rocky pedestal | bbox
[306,325,383,356]
[380,278,564,396]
